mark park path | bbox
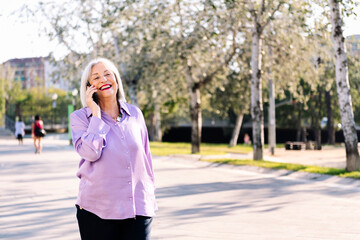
[0,136,360,239]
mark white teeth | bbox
[101,85,111,90]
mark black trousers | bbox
[76,205,152,240]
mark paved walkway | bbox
[175,146,348,169]
[1,135,360,239]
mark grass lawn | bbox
[204,159,360,179]
[149,141,360,179]
[149,141,253,156]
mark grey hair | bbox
[80,58,126,108]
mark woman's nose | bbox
[100,74,107,82]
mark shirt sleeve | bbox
[70,111,111,162]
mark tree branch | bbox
[39,2,80,57]
[260,0,266,16]
[260,1,284,33]
[200,29,237,87]
[249,1,257,20]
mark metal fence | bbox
[5,115,15,132]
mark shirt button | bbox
[128,181,131,184]
[127,166,130,169]
[129,197,132,200]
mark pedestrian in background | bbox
[32,115,45,154]
[244,133,251,145]
[15,115,25,145]
[70,58,157,240]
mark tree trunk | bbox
[185,63,201,153]
[148,112,155,141]
[154,101,162,141]
[315,91,322,149]
[296,104,302,141]
[325,91,335,145]
[251,29,264,160]
[329,0,360,171]
[148,104,162,141]
[229,114,244,147]
[313,126,321,150]
[268,78,276,155]
[189,86,201,153]
[267,22,276,155]
[302,127,307,142]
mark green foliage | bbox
[5,86,73,126]
[20,0,360,146]
[0,79,6,123]
[20,88,52,119]
[209,69,251,121]
[348,53,360,124]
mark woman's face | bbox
[89,62,118,101]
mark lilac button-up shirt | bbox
[70,101,157,219]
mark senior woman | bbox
[70,58,157,240]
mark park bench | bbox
[285,141,322,150]
[285,141,305,150]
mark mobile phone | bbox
[87,82,99,104]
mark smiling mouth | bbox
[100,84,112,91]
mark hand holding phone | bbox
[87,82,99,104]
[86,82,101,119]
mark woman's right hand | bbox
[86,85,101,119]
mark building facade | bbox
[2,57,68,91]
[3,57,45,89]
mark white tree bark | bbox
[229,114,244,147]
[248,0,283,160]
[251,28,264,160]
[268,22,276,155]
[329,0,360,171]
[268,77,276,155]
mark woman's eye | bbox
[105,73,111,76]
[94,77,99,80]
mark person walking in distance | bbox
[244,133,251,145]
[15,115,25,145]
[32,115,44,153]
[70,58,157,240]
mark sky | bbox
[0,1,359,64]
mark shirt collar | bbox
[120,101,131,116]
[85,101,131,118]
